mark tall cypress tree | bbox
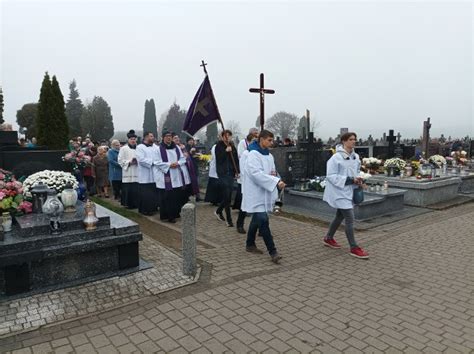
[50,75,69,148]
[37,72,54,146]
[0,87,4,125]
[142,98,158,137]
[65,80,84,138]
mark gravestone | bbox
[387,130,396,158]
[0,201,144,296]
[0,131,70,178]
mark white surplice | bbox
[118,145,138,183]
[136,143,157,184]
[241,149,280,213]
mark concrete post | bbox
[181,202,197,276]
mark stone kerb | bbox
[182,202,197,276]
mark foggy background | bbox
[1,0,472,140]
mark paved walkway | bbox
[1,202,473,353]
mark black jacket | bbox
[215,141,239,178]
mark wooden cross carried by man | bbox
[249,73,275,131]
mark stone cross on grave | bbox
[249,73,275,131]
[397,132,401,144]
[386,129,396,157]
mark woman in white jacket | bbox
[322,132,369,259]
[118,130,139,209]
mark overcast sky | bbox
[1,0,472,140]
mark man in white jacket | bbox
[242,130,286,264]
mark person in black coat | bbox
[214,130,239,227]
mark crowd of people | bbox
[67,128,370,263]
[68,131,201,223]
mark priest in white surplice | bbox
[154,131,191,223]
[136,132,159,215]
[241,129,286,264]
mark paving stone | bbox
[2,203,473,353]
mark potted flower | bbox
[451,150,468,166]
[22,170,79,198]
[309,176,326,192]
[362,157,383,174]
[0,169,33,217]
[428,155,446,168]
[62,151,92,170]
[383,158,407,177]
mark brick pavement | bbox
[1,202,473,353]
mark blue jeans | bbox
[326,208,358,248]
[246,212,277,256]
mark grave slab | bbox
[0,202,143,296]
[369,175,461,207]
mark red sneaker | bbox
[350,247,369,259]
[323,238,341,249]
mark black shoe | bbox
[237,226,246,234]
[214,211,225,222]
[226,221,234,227]
[168,218,176,223]
[246,246,264,254]
[271,252,282,264]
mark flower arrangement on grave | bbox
[428,155,446,168]
[22,170,78,198]
[409,160,420,175]
[362,157,383,174]
[383,158,406,172]
[308,176,326,192]
[450,150,468,165]
[62,150,92,170]
[196,153,211,171]
[0,169,33,215]
[358,171,372,181]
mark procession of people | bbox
[66,124,369,264]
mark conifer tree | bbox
[162,102,186,140]
[65,80,84,138]
[142,99,158,138]
[49,75,69,148]
[81,96,114,141]
[37,72,54,146]
[16,103,38,139]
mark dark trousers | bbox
[111,180,122,199]
[216,176,234,222]
[236,210,247,228]
[246,212,277,256]
[84,176,95,195]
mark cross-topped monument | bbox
[387,129,396,157]
[249,73,275,130]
